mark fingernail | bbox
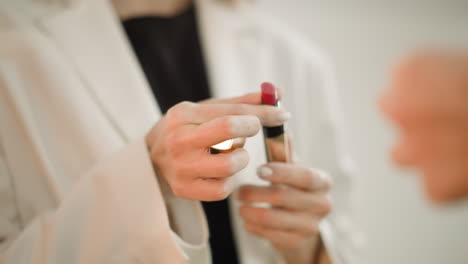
[277,112,291,123]
[223,177,237,195]
[313,169,332,188]
[257,166,273,179]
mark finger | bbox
[239,206,320,235]
[244,222,308,251]
[257,163,332,191]
[200,92,262,105]
[188,148,249,179]
[237,184,332,213]
[188,103,290,127]
[173,177,234,201]
[191,115,261,147]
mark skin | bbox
[143,1,333,262]
[380,52,468,203]
[146,92,289,201]
[237,162,332,263]
[146,92,332,263]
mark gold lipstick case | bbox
[263,129,290,163]
[209,138,246,154]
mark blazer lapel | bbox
[196,0,265,99]
[37,0,160,142]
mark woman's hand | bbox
[380,51,468,202]
[237,162,332,263]
[146,93,290,201]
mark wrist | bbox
[281,234,320,264]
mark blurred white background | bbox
[256,1,468,264]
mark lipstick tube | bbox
[261,82,290,163]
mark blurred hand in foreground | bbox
[380,51,468,202]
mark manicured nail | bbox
[277,112,291,123]
[257,166,273,179]
[223,177,237,195]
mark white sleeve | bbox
[0,139,187,264]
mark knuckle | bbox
[258,208,271,225]
[164,133,182,156]
[272,185,287,205]
[219,116,234,134]
[221,115,241,138]
[167,101,196,122]
[172,165,187,178]
[167,103,182,118]
[176,101,196,110]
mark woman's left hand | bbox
[236,162,332,264]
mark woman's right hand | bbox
[146,93,290,201]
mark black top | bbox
[122,5,239,264]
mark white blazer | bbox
[0,0,357,263]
